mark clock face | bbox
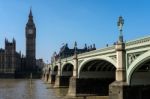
[28,29,33,34]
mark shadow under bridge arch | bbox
[127,50,150,85]
[46,67,51,82]
[51,65,58,84]
[60,63,74,87]
[77,58,116,96]
[62,63,74,76]
[126,51,150,99]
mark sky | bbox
[0,0,150,63]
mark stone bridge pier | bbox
[109,36,128,99]
[43,64,58,84]
[47,70,56,84]
[49,66,58,84]
[42,67,49,82]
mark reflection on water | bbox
[0,79,108,99]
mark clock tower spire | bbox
[25,9,36,72]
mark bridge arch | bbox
[56,62,74,87]
[50,65,59,83]
[48,67,51,73]
[53,65,58,71]
[47,67,51,76]
[61,62,74,76]
[53,65,58,75]
[77,56,116,95]
[78,56,116,77]
[127,50,150,85]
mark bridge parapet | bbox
[125,36,150,49]
[56,45,115,63]
[61,56,73,63]
[78,45,115,58]
[57,36,150,63]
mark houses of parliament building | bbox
[0,10,40,78]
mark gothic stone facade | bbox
[0,39,21,75]
[25,9,36,72]
[0,10,37,77]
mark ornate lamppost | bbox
[117,16,124,42]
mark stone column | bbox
[44,71,48,82]
[42,72,45,81]
[67,53,78,97]
[49,70,55,84]
[47,71,51,83]
[109,39,128,99]
[45,66,50,83]
[115,41,126,81]
[43,65,49,83]
[109,16,130,99]
[54,58,62,88]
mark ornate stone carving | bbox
[127,51,146,66]
[78,60,84,66]
[126,36,150,47]
[109,55,117,62]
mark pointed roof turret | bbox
[84,44,87,50]
[93,44,96,50]
[74,41,78,54]
[5,38,8,43]
[74,41,77,49]
[26,8,35,28]
[28,8,33,22]
[13,38,16,44]
[29,8,33,17]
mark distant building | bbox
[36,59,45,71]
[51,42,96,61]
[0,39,21,77]
[0,9,40,78]
[25,9,36,72]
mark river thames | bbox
[0,79,108,99]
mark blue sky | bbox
[0,0,150,63]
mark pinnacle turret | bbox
[29,8,33,17]
[26,8,35,28]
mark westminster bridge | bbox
[43,17,150,99]
[43,35,150,99]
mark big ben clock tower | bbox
[25,9,36,72]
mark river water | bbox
[0,79,108,99]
